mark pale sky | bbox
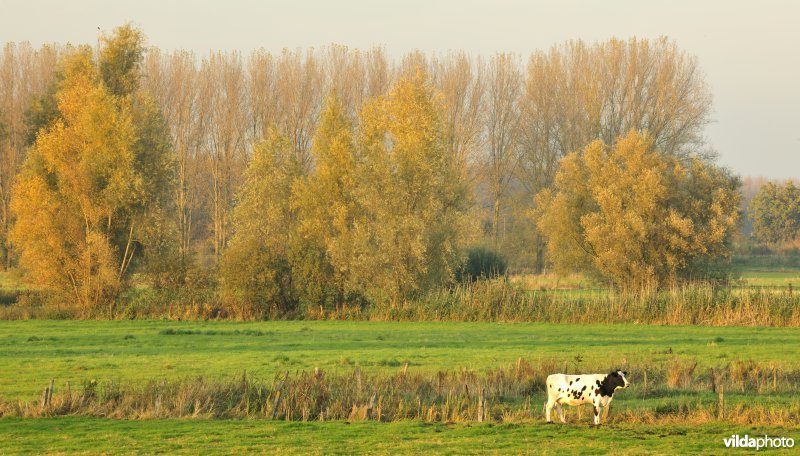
[2,0,798,179]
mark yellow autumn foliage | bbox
[10,48,139,309]
[354,69,470,299]
[536,131,740,290]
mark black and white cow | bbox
[545,371,629,425]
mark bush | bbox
[457,246,508,282]
[0,289,18,306]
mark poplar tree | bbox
[221,131,302,316]
[356,70,469,299]
[293,93,362,306]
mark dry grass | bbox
[2,278,799,327]
[3,357,798,426]
[665,357,698,389]
[361,280,800,327]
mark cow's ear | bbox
[622,371,628,376]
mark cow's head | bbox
[617,370,630,388]
[602,370,629,394]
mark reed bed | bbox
[3,357,799,426]
[359,281,800,327]
[1,280,798,326]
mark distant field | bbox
[514,261,800,292]
[739,271,800,288]
[0,270,26,291]
[736,265,800,288]
[1,418,797,455]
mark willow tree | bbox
[11,49,139,310]
[0,42,61,269]
[11,24,176,311]
[749,182,800,245]
[536,131,740,290]
[519,37,714,272]
[100,24,177,285]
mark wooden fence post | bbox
[367,393,376,420]
[269,371,289,420]
[710,368,716,393]
[773,367,777,390]
[643,369,648,398]
[477,388,486,423]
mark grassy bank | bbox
[3,363,799,426]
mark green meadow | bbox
[2,320,800,400]
[1,418,797,455]
[1,261,799,454]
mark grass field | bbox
[1,418,797,454]
[1,321,799,454]
[2,260,799,454]
[2,320,800,400]
[515,262,800,291]
[737,268,800,288]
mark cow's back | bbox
[546,373,606,405]
[546,373,569,396]
[546,373,567,388]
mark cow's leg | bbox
[545,398,554,423]
[593,405,601,426]
[556,402,565,423]
[603,400,613,422]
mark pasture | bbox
[1,320,799,453]
[2,320,800,400]
[1,418,796,454]
[1,261,798,453]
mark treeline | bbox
[0,25,742,316]
[748,181,800,250]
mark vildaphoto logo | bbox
[723,434,795,450]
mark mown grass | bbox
[0,418,796,455]
[2,320,800,401]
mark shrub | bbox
[457,246,508,282]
